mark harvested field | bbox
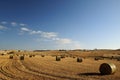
[0,50,120,80]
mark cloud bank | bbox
[0,21,81,49]
[20,27,73,45]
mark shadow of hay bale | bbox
[78,72,101,76]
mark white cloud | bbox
[0,25,7,30]
[56,38,72,44]
[30,30,42,34]
[11,22,17,26]
[20,23,26,26]
[41,32,57,38]
[1,21,27,27]
[21,27,31,32]
[20,27,58,39]
[52,37,60,40]
[19,26,81,49]
[0,21,82,49]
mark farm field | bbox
[0,50,120,80]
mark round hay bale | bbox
[94,57,99,60]
[73,56,76,58]
[16,54,19,56]
[111,56,114,60]
[1,53,4,56]
[61,55,65,58]
[32,55,35,57]
[56,56,61,61]
[20,55,24,60]
[41,55,45,57]
[77,57,83,62]
[18,50,21,52]
[9,55,13,59]
[117,57,120,61]
[99,63,116,75]
[65,55,69,57]
[29,55,32,57]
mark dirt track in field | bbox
[0,50,120,80]
[0,55,56,80]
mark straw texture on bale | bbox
[56,56,61,61]
[77,57,83,62]
[99,63,116,75]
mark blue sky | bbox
[0,0,120,50]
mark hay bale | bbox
[61,55,65,58]
[29,55,32,57]
[18,50,21,52]
[1,53,4,56]
[9,55,13,59]
[111,56,114,60]
[77,57,83,62]
[117,57,120,61]
[73,56,76,58]
[94,57,104,61]
[16,54,19,56]
[99,63,116,75]
[41,55,45,57]
[94,57,99,60]
[56,56,61,61]
[20,55,24,60]
[32,55,35,57]
[65,55,69,57]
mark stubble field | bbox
[0,50,120,80]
